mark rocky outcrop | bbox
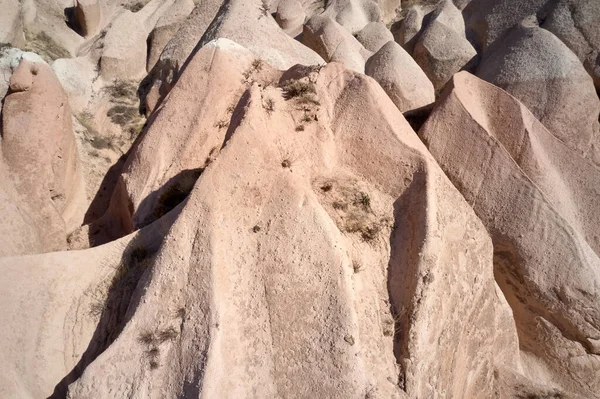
[1,51,522,399]
[1,47,46,99]
[542,0,600,88]
[463,0,547,53]
[376,0,401,24]
[74,0,102,37]
[0,0,25,46]
[101,10,147,80]
[302,15,369,73]
[275,0,306,36]
[0,60,86,255]
[90,39,271,243]
[200,0,324,69]
[355,21,394,53]
[322,0,383,34]
[143,0,222,114]
[412,0,476,90]
[392,5,425,53]
[477,19,600,164]
[146,0,195,71]
[365,41,434,112]
[419,71,600,398]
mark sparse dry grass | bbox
[23,31,69,62]
[259,0,270,17]
[138,326,179,370]
[158,327,179,343]
[105,79,138,100]
[215,119,229,129]
[282,79,316,100]
[263,97,275,114]
[124,1,145,12]
[107,104,139,127]
[320,182,333,192]
[103,79,146,143]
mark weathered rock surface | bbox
[74,0,102,37]
[1,47,47,99]
[413,0,476,90]
[302,15,370,73]
[365,40,434,112]
[143,0,222,113]
[374,0,401,25]
[200,0,324,69]
[0,0,25,46]
[101,10,147,80]
[146,0,195,71]
[0,60,86,255]
[477,20,600,164]
[355,21,394,53]
[276,0,306,36]
[392,5,425,53]
[542,0,600,88]
[1,53,522,399]
[1,1,600,397]
[420,71,600,398]
[91,39,269,243]
[463,0,548,53]
[323,0,383,34]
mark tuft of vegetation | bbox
[0,42,11,53]
[259,0,270,17]
[344,216,382,242]
[354,192,371,210]
[352,260,363,273]
[158,327,179,343]
[107,104,139,127]
[282,79,316,100]
[23,31,70,62]
[295,125,305,132]
[90,136,114,150]
[242,58,265,84]
[281,159,291,168]
[89,301,105,317]
[146,345,160,370]
[332,201,347,211]
[321,182,333,192]
[105,79,138,99]
[139,331,156,345]
[215,119,229,129]
[124,2,145,12]
[263,97,275,114]
[301,112,313,123]
[252,225,261,233]
[252,59,263,71]
[103,79,146,143]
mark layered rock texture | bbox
[0,0,599,398]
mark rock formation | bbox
[419,71,600,398]
[0,0,599,398]
[477,18,600,164]
[0,60,86,255]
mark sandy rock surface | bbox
[477,19,600,164]
[365,40,434,112]
[1,0,600,398]
[1,60,86,255]
[420,71,600,398]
